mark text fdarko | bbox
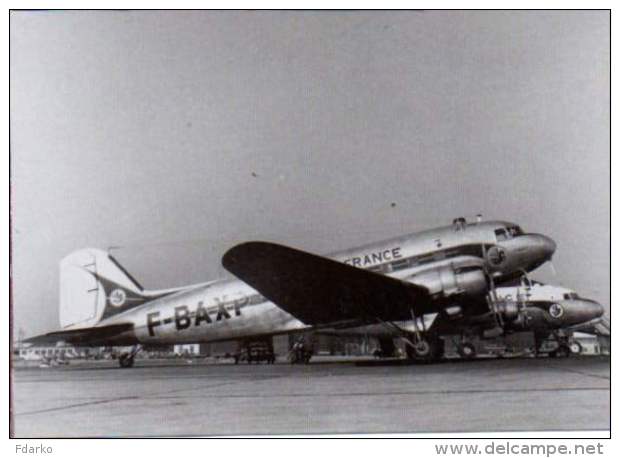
[16,445,53,454]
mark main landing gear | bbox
[405,336,445,363]
[404,337,477,362]
[118,345,141,368]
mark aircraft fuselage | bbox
[101,219,558,345]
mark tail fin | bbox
[60,248,149,329]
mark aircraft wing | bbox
[22,323,135,346]
[222,242,434,326]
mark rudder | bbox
[59,248,148,329]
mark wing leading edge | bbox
[222,242,434,326]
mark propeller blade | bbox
[549,261,558,277]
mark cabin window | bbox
[391,258,409,270]
[417,255,435,265]
[433,251,447,261]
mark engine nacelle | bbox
[408,266,487,298]
[495,301,521,322]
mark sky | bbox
[10,11,609,336]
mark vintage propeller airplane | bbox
[24,217,604,367]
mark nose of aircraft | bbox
[534,234,556,261]
[582,300,605,321]
[491,233,557,276]
[561,299,605,325]
[516,234,556,267]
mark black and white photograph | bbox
[9,8,610,440]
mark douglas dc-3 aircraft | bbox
[25,217,604,367]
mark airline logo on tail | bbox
[85,271,166,320]
[109,288,127,307]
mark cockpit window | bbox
[563,292,580,300]
[495,225,524,242]
[507,225,524,237]
[494,228,509,242]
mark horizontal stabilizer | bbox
[222,242,433,326]
[23,323,135,347]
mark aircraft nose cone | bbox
[562,299,605,324]
[584,300,605,320]
[538,235,556,260]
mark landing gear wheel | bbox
[414,340,431,357]
[119,353,135,368]
[457,342,477,360]
[406,338,444,363]
[569,341,583,355]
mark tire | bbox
[457,343,477,360]
[414,340,431,357]
[406,339,443,363]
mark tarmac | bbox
[11,356,610,437]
